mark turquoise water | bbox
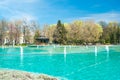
[0,45,120,80]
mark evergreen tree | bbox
[53,20,67,44]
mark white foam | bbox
[95,46,97,56]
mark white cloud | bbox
[0,0,119,24]
[81,12,120,22]
[66,12,120,22]
[0,0,37,5]
[0,0,38,21]
[9,11,37,22]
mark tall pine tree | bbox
[53,20,67,44]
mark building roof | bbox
[36,36,49,40]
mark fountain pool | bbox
[0,45,120,80]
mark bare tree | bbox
[0,19,8,45]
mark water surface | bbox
[0,45,120,80]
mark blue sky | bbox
[0,0,120,25]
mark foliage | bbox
[0,19,38,45]
[0,19,7,45]
[64,20,103,44]
[43,24,56,43]
[100,22,120,44]
[53,20,67,44]
[0,19,120,45]
[34,29,41,43]
[82,21,103,43]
